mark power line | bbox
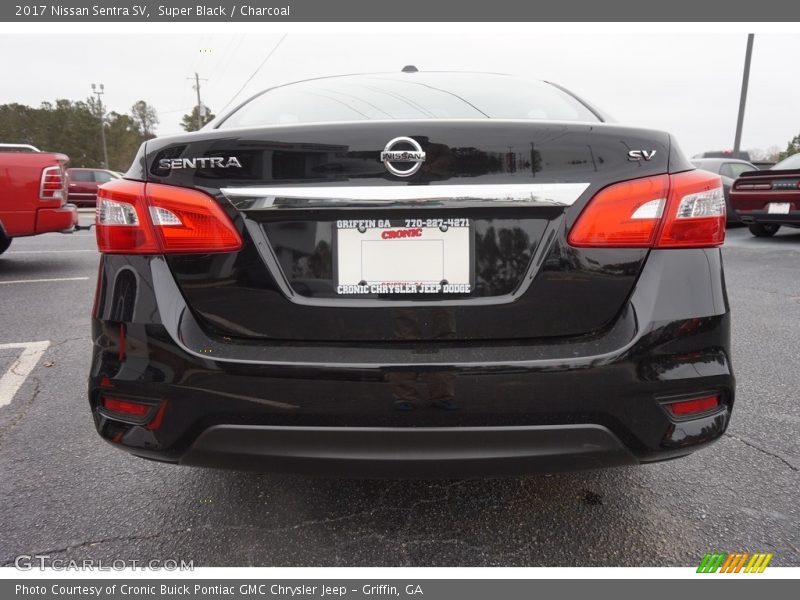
[209,35,239,81]
[218,34,288,115]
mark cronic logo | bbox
[381,228,423,240]
[380,137,426,177]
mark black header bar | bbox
[2,0,799,22]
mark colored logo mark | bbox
[697,552,773,573]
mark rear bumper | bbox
[35,204,78,234]
[176,420,734,477]
[736,209,800,226]
[89,248,735,476]
[181,424,639,477]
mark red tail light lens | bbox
[96,180,159,253]
[569,170,725,249]
[40,165,66,202]
[667,395,720,416]
[568,175,669,247]
[96,179,242,254]
[735,182,772,190]
[147,183,243,252]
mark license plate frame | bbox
[334,217,474,296]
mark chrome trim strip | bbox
[221,183,590,210]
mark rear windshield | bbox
[773,154,800,170]
[217,73,600,129]
[69,170,94,182]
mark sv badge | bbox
[628,150,657,162]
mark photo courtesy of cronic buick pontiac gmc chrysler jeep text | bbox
[88,70,734,477]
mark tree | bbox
[106,112,145,171]
[130,100,159,138]
[0,103,38,146]
[0,98,158,171]
[747,146,783,163]
[181,104,215,132]
[778,133,800,161]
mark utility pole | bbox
[91,83,109,168]
[733,34,754,157]
[188,72,208,130]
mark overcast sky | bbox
[1,32,798,157]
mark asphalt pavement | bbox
[0,216,798,567]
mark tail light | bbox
[40,165,66,203]
[569,170,725,248]
[735,182,772,190]
[96,179,242,254]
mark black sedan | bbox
[88,70,734,476]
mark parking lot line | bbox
[0,341,51,407]
[0,277,90,285]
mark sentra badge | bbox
[158,157,242,170]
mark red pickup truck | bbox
[0,147,78,254]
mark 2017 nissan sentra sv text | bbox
[88,70,734,476]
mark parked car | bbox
[67,168,121,207]
[0,148,77,254]
[691,157,759,224]
[730,153,800,237]
[694,150,754,160]
[89,70,733,476]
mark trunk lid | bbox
[140,120,672,342]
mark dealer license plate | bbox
[335,218,472,296]
[767,202,791,214]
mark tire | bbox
[0,234,11,255]
[748,223,780,238]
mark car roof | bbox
[691,158,755,166]
[266,70,516,88]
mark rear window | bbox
[94,171,117,183]
[691,160,716,173]
[69,170,94,182]
[773,154,800,170]
[720,162,755,178]
[217,73,600,129]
